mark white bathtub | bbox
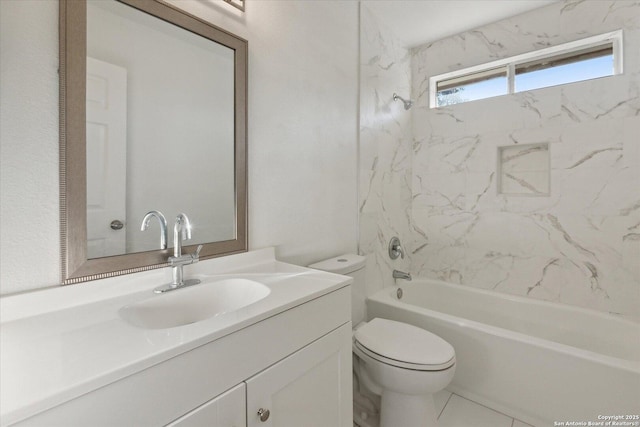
[366,279,640,426]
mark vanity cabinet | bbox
[8,286,352,427]
[246,323,352,427]
[168,384,246,427]
[169,323,352,427]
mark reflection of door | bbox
[86,57,127,258]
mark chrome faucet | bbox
[154,213,202,293]
[172,213,192,259]
[393,270,412,281]
[140,210,168,250]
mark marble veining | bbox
[499,143,550,195]
[408,0,639,319]
[359,4,413,297]
[360,0,639,319]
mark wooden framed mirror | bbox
[60,0,247,284]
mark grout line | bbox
[454,393,519,423]
[511,418,515,427]
[437,391,454,419]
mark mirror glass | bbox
[86,1,235,258]
[60,0,247,283]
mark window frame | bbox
[429,30,623,108]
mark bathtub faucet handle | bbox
[389,236,405,260]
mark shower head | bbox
[393,93,413,110]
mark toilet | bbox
[309,254,456,427]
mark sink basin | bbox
[119,278,270,329]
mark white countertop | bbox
[0,248,350,426]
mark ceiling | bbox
[363,0,559,48]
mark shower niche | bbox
[497,143,550,196]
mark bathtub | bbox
[366,279,640,426]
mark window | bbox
[437,68,507,106]
[430,31,623,108]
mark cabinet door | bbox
[167,383,246,427]
[245,323,352,427]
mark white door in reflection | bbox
[86,57,127,259]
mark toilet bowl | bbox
[308,255,456,427]
[353,318,455,427]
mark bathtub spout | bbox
[392,270,412,281]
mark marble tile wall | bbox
[498,143,550,196]
[410,0,640,319]
[359,4,412,299]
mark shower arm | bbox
[393,93,413,110]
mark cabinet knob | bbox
[257,408,270,422]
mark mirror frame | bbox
[59,0,248,284]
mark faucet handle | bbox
[389,236,405,260]
[188,244,203,261]
[193,244,203,258]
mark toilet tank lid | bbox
[308,254,366,274]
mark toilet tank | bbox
[309,254,367,326]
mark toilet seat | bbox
[354,318,455,371]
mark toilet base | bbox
[380,390,438,427]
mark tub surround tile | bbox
[438,394,513,427]
[499,144,549,175]
[409,0,640,319]
[499,171,549,196]
[553,121,624,171]
[361,0,640,318]
[498,143,550,196]
[623,117,640,174]
[559,76,640,125]
[359,4,413,292]
[412,172,466,211]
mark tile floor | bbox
[435,390,533,427]
[354,389,534,427]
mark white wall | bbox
[170,0,359,266]
[0,0,359,295]
[0,1,60,294]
